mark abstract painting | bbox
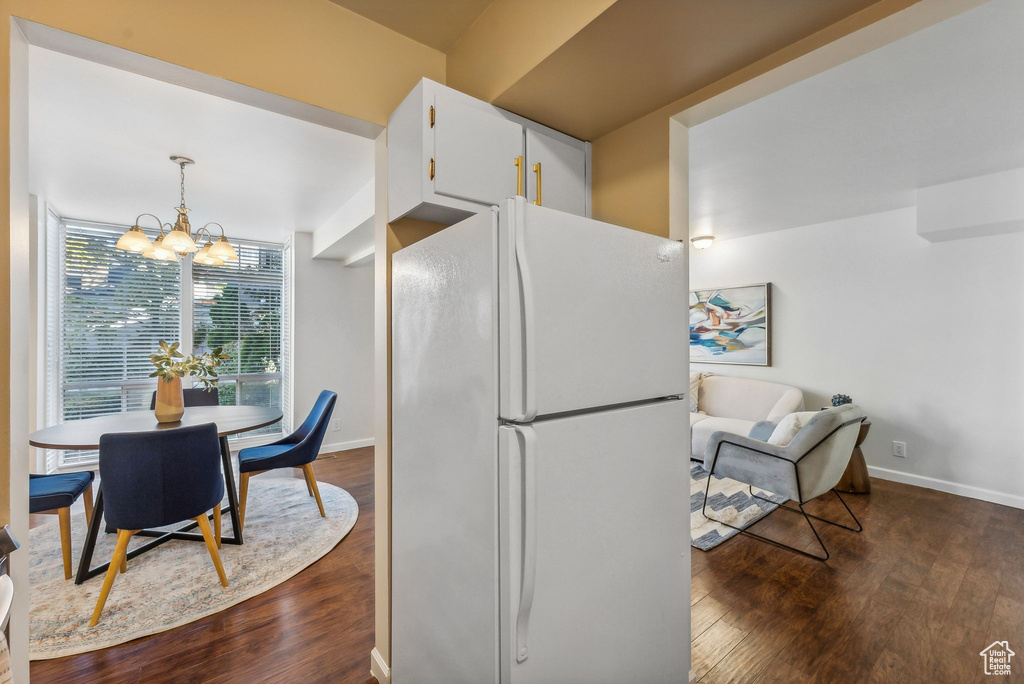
[689,283,771,366]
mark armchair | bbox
[702,404,866,561]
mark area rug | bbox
[691,463,788,551]
[29,476,358,659]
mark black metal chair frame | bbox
[701,417,865,561]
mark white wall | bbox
[291,232,374,451]
[690,207,1024,508]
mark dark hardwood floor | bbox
[30,447,377,684]
[30,450,1023,683]
[691,477,1024,683]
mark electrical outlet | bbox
[331,419,341,432]
[892,441,906,458]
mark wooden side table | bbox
[836,419,871,494]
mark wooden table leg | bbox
[837,420,872,494]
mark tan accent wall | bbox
[591,0,922,239]
[446,0,614,103]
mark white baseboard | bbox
[320,437,374,454]
[868,465,1024,510]
[370,647,390,684]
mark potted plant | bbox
[149,340,230,422]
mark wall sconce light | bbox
[690,235,715,250]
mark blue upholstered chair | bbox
[29,472,95,580]
[149,386,219,410]
[91,423,228,626]
[237,390,338,531]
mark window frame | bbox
[46,217,290,471]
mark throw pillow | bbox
[767,411,819,446]
[688,372,701,413]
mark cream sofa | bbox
[690,375,804,461]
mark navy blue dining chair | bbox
[29,472,95,580]
[149,387,219,410]
[91,423,228,627]
[237,390,337,531]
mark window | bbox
[192,242,285,437]
[48,219,288,469]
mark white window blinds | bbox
[192,240,284,436]
[56,221,181,466]
[60,222,182,418]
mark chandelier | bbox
[115,155,239,265]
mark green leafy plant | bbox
[149,340,230,390]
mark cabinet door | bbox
[525,127,587,216]
[434,93,523,206]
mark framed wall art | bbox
[689,283,771,366]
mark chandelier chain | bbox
[179,162,187,208]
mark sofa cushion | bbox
[698,375,803,423]
[691,416,755,461]
[690,412,708,428]
[688,372,701,413]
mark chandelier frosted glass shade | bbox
[207,235,239,262]
[194,241,225,266]
[114,226,153,253]
[143,234,178,262]
[162,226,198,253]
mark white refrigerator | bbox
[392,196,690,683]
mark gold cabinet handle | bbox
[429,157,435,180]
[533,162,542,206]
[514,156,524,196]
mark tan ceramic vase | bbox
[155,376,185,423]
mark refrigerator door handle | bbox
[514,213,538,421]
[512,423,537,662]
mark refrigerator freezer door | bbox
[499,197,688,421]
[499,400,690,684]
[392,209,501,683]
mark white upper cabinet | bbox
[387,79,590,224]
[525,127,588,217]
[433,92,523,207]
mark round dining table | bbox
[29,405,282,584]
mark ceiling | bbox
[493,0,881,140]
[688,0,1024,240]
[29,46,374,244]
[327,0,492,51]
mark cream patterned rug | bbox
[691,464,787,551]
[29,477,358,660]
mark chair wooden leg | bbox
[83,483,94,525]
[239,472,250,533]
[57,507,72,580]
[302,464,326,518]
[195,515,229,587]
[213,505,222,549]
[90,530,134,626]
[300,466,314,497]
